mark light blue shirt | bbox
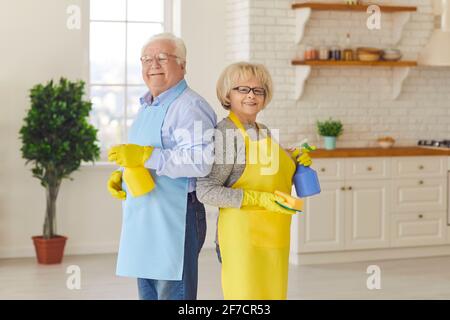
[140,79,217,192]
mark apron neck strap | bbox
[228,111,261,140]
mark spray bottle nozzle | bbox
[301,142,316,153]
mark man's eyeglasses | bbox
[232,86,266,96]
[140,52,180,65]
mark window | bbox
[89,0,171,159]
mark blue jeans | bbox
[137,192,206,300]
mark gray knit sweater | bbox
[196,117,271,208]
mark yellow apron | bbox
[218,112,297,300]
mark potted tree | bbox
[19,78,100,264]
[316,118,343,150]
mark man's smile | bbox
[148,72,165,77]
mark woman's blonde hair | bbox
[216,62,273,110]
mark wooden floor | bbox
[1,249,450,299]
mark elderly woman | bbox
[196,62,311,300]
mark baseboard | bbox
[289,244,450,265]
[0,246,36,259]
[0,242,120,259]
[0,240,215,260]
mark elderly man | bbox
[107,32,217,300]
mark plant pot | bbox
[323,136,337,150]
[32,235,67,264]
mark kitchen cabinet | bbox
[314,158,345,181]
[344,179,390,250]
[298,158,390,252]
[392,157,447,178]
[391,212,447,247]
[391,178,447,213]
[298,181,345,252]
[294,156,448,254]
[345,157,390,180]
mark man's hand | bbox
[107,171,126,200]
[108,144,154,168]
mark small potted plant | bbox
[316,118,343,150]
[19,78,100,264]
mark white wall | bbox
[181,0,228,119]
[0,0,226,258]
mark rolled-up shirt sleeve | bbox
[145,99,217,179]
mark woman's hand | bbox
[286,146,315,167]
[242,190,296,215]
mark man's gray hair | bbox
[141,32,187,65]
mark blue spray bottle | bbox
[293,141,321,198]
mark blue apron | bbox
[116,82,188,280]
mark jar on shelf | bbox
[342,33,354,61]
[304,46,317,60]
[330,46,341,60]
[319,46,329,60]
[343,49,354,61]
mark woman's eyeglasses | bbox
[232,86,266,96]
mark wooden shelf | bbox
[292,60,418,67]
[313,147,450,158]
[291,2,417,13]
[292,59,416,100]
[292,2,416,45]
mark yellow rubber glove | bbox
[108,144,155,197]
[291,144,315,167]
[123,167,155,197]
[274,190,304,212]
[242,190,296,215]
[108,144,154,168]
[107,171,126,200]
